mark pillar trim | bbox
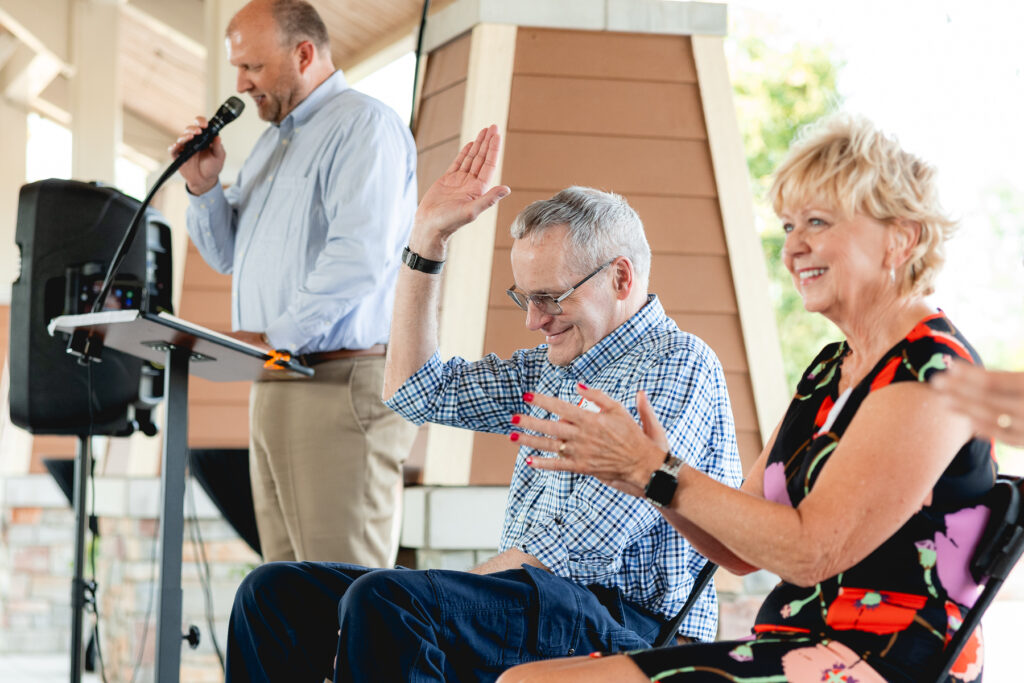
[422,23,516,486]
[692,35,789,445]
[424,0,726,54]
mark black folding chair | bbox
[654,474,1024,682]
[932,474,1024,681]
[655,560,719,647]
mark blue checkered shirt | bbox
[385,295,741,641]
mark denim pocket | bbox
[580,626,650,654]
[521,565,584,657]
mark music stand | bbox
[49,310,312,683]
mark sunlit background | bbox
[13,1,1023,679]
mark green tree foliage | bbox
[977,183,1024,370]
[728,36,846,389]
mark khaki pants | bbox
[248,355,417,565]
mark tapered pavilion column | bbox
[412,0,788,486]
[0,99,27,307]
[204,0,265,179]
[70,0,121,184]
[0,96,30,474]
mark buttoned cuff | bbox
[186,181,226,204]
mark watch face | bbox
[646,470,678,507]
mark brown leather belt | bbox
[299,344,386,366]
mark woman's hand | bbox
[932,362,1024,447]
[511,384,669,497]
[409,125,510,259]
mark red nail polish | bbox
[523,392,534,402]
[589,652,603,658]
[511,414,521,424]
[578,382,588,390]
[526,457,533,465]
[510,432,519,442]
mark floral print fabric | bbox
[630,313,994,681]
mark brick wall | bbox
[94,514,258,682]
[0,474,257,683]
[0,504,76,654]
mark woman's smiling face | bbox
[781,204,894,324]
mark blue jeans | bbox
[226,561,667,682]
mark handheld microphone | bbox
[175,96,245,166]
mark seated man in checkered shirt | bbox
[224,126,742,683]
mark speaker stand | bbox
[69,433,92,683]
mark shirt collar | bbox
[276,70,349,132]
[561,294,665,379]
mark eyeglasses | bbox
[506,259,615,315]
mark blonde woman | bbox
[499,115,993,683]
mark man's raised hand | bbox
[411,125,510,257]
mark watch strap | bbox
[402,246,445,274]
[661,452,684,477]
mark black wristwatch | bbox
[402,246,445,274]
[644,452,683,508]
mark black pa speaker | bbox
[9,179,173,436]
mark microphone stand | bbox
[92,159,185,315]
[66,159,185,362]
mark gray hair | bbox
[273,0,330,51]
[510,187,651,288]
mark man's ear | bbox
[295,40,316,74]
[887,218,922,269]
[611,257,634,301]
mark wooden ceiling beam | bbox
[122,0,205,60]
[0,0,72,66]
[0,42,64,103]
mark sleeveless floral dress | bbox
[630,313,996,682]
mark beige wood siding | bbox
[472,28,763,484]
[415,34,471,200]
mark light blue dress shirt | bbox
[186,71,417,354]
[386,296,743,641]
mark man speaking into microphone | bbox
[171,0,417,567]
